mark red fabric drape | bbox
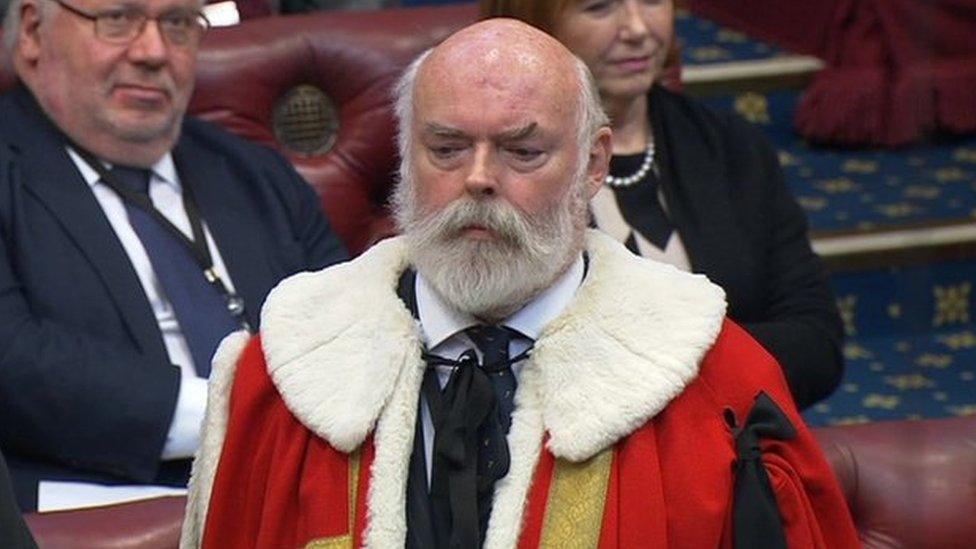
[688,0,976,147]
[686,0,841,57]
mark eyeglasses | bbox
[51,0,210,46]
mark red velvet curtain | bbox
[688,0,976,147]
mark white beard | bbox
[394,169,589,321]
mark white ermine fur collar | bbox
[184,230,726,548]
[261,229,725,460]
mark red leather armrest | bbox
[24,496,185,549]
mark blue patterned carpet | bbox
[804,325,976,426]
[677,10,976,425]
[699,90,976,235]
[681,9,976,235]
[696,90,976,427]
[675,9,791,66]
[805,259,976,427]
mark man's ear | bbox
[583,126,613,199]
[16,1,45,66]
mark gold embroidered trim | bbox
[539,449,614,548]
[349,448,361,535]
[304,534,352,549]
[304,449,362,549]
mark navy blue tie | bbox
[466,325,518,434]
[466,326,519,494]
[110,166,237,377]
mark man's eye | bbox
[99,10,132,23]
[430,145,463,159]
[161,12,195,29]
[507,147,543,162]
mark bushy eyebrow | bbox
[421,122,539,142]
[422,123,467,139]
[497,122,538,142]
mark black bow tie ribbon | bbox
[421,344,532,548]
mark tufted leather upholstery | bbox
[187,5,476,254]
[814,415,976,548]
[23,496,185,549]
[21,416,976,548]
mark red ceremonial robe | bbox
[182,232,859,548]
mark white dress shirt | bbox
[37,150,235,511]
[414,255,585,484]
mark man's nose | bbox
[464,145,499,198]
[127,19,169,65]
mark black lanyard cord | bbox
[72,146,251,331]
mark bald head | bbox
[394,19,608,163]
[421,18,580,101]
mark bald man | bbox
[181,20,857,549]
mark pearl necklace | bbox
[604,143,656,188]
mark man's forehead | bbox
[413,74,573,139]
[416,53,575,120]
[409,20,580,138]
[443,42,550,76]
[425,42,568,89]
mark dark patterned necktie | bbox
[466,325,519,534]
[110,166,238,376]
[465,325,518,434]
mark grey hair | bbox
[572,57,610,155]
[3,0,26,53]
[3,0,57,54]
[393,47,434,169]
[392,48,609,164]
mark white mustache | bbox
[423,198,531,247]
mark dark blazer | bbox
[649,85,843,410]
[0,86,347,511]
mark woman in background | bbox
[481,0,843,410]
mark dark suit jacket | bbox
[0,450,35,548]
[0,85,347,510]
[649,85,843,410]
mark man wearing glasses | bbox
[0,0,347,511]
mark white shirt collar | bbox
[66,147,180,192]
[415,254,585,349]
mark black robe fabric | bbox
[639,85,843,409]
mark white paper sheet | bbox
[37,481,187,512]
